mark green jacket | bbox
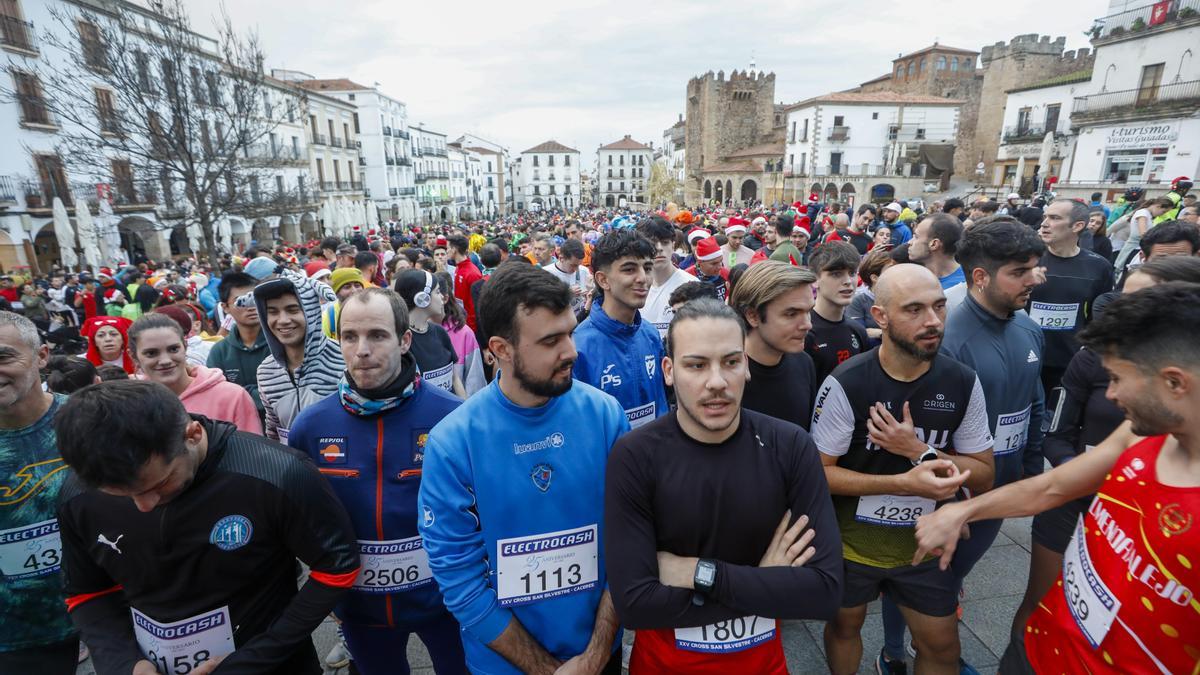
[205,326,270,412]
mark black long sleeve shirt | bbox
[59,418,360,675]
[604,409,842,630]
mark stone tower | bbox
[684,69,778,204]
[968,35,1094,179]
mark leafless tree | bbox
[4,0,306,267]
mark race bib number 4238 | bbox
[495,524,599,607]
[855,495,934,526]
[0,519,62,580]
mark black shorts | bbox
[841,559,958,617]
[1031,495,1092,554]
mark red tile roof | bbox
[522,140,579,154]
[784,91,965,110]
[295,78,372,92]
[600,135,651,150]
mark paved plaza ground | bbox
[78,517,1034,674]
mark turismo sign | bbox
[1105,123,1178,150]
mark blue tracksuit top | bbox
[941,291,1045,488]
[572,298,669,430]
[288,382,461,629]
[418,379,630,674]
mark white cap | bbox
[885,202,903,213]
[1007,192,1021,200]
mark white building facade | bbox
[455,133,511,217]
[994,72,1090,192]
[782,92,962,205]
[597,135,653,207]
[1055,0,1200,199]
[516,140,580,211]
[0,0,321,271]
[290,77,417,225]
[411,124,451,222]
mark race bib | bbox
[855,495,935,526]
[1029,302,1079,331]
[422,362,454,392]
[1062,519,1121,648]
[276,427,289,444]
[132,606,235,675]
[994,406,1031,456]
[675,616,777,653]
[625,402,656,429]
[0,519,62,580]
[495,524,599,607]
[354,537,434,593]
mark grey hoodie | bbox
[253,269,344,441]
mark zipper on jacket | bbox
[374,417,395,628]
[397,469,422,479]
[318,468,360,478]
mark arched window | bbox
[936,56,947,71]
[951,57,959,72]
[918,57,925,72]
[907,62,915,77]
[896,65,903,78]
[963,58,973,69]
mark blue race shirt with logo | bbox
[572,299,669,430]
[418,379,629,674]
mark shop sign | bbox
[1105,123,1179,149]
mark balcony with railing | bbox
[319,180,362,193]
[415,173,429,182]
[385,155,397,166]
[310,132,328,146]
[383,126,393,137]
[1,15,38,53]
[388,187,398,197]
[434,170,449,179]
[245,143,306,165]
[397,156,412,166]
[0,176,17,203]
[330,136,343,148]
[1072,79,1200,124]
[1090,0,1200,41]
[397,129,410,140]
[397,187,416,196]
[827,126,850,142]
[1002,120,1071,143]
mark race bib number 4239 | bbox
[0,519,62,580]
[495,524,599,607]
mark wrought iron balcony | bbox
[1072,79,1200,123]
[310,132,327,146]
[827,126,850,141]
[1,16,37,53]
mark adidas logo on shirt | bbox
[1027,350,1039,363]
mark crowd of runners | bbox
[2,183,1199,675]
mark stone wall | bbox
[971,35,1095,179]
[684,70,777,204]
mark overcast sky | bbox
[179,0,1103,160]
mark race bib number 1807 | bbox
[495,524,599,607]
[675,615,777,653]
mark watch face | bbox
[696,562,715,585]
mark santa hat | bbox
[81,315,136,374]
[686,228,710,245]
[751,216,768,228]
[98,267,114,280]
[724,223,747,235]
[808,192,820,203]
[435,235,448,247]
[694,237,722,262]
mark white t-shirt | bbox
[642,268,698,338]
[543,262,593,315]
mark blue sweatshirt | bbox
[941,292,1045,487]
[572,299,669,430]
[288,382,461,629]
[418,379,630,674]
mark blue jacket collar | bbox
[588,297,641,338]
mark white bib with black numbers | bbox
[495,524,598,607]
[854,495,935,526]
[675,615,777,653]
[132,606,235,675]
[0,519,62,580]
[354,536,434,593]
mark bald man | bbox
[811,264,995,675]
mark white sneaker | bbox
[78,642,90,664]
[325,637,351,669]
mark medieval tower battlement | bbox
[684,69,778,203]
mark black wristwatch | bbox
[911,445,939,466]
[693,559,717,594]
